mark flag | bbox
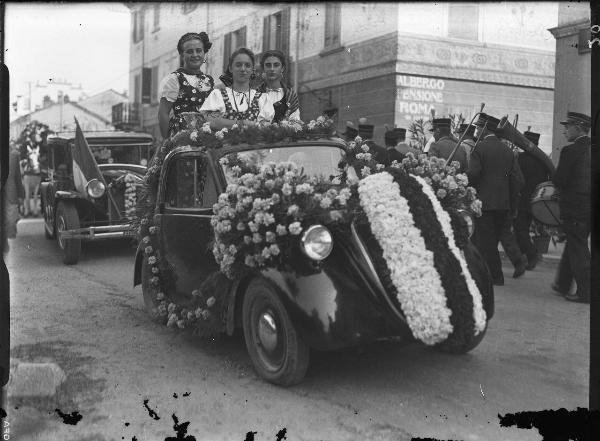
[71,117,106,193]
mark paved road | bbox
[3,219,589,441]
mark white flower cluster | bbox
[123,173,138,220]
[358,171,453,345]
[413,175,487,335]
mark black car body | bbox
[134,138,494,385]
[41,130,153,264]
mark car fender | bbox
[133,240,146,287]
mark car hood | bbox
[98,164,146,180]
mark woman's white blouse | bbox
[257,88,301,122]
[200,88,260,113]
[159,73,213,102]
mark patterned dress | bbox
[219,88,262,121]
[167,69,214,137]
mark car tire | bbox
[435,322,488,354]
[43,204,55,239]
[242,278,309,386]
[56,201,81,265]
[140,254,163,322]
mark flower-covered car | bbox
[41,130,153,264]
[133,119,494,386]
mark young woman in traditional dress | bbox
[158,32,215,139]
[199,48,262,130]
[257,50,301,123]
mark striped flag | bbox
[71,117,106,193]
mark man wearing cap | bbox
[386,128,421,163]
[428,118,468,172]
[467,113,526,285]
[551,111,591,303]
[455,123,477,166]
[358,119,389,165]
[513,130,551,271]
[341,121,358,142]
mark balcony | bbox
[112,102,140,130]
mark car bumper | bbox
[59,224,137,240]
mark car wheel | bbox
[242,278,309,386]
[56,201,81,265]
[43,204,55,239]
[140,254,163,322]
[435,321,488,354]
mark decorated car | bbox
[40,126,153,264]
[133,117,494,386]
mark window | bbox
[153,4,160,31]
[134,74,141,103]
[182,4,198,15]
[578,28,592,54]
[133,8,145,43]
[324,3,341,48]
[223,27,247,73]
[150,66,159,104]
[263,8,291,53]
[447,4,479,40]
[165,156,216,209]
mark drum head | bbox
[530,182,561,226]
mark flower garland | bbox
[357,171,453,345]
[212,156,353,278]
[411,174,487,336]
[123,173,138,220]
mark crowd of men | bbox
[341,110,591,304]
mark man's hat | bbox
[560,111,591,127]
[456,123,475,137]
[474,113,500,130]
[429,118,452,131]
[524,131,540,146]
[358,124,374,139]
[393,128,407,139]
[384,130,399,145]
[343,121,358,139]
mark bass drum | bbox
[530,181,561,226]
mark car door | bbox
[155,151,220,302]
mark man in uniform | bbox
[467,114,525,285]
[552,111,591,303]
[387,128,421,163]
[513,130,551,271]
[455,123,477,167]
[358,119,389,165]
[428,118,468,172]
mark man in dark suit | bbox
[552,111,591,303]
[467,114,525,285]
[428,118,468,172]
[455,123,477,167]
[513,130,551,270]
[358,120,389,165]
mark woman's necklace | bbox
[231,86,250,112]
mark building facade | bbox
[11,78,88,119]
[548,2,591,162]
[9,89,127,139]
[125,2,558,152]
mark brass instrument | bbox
[447,103,486,164]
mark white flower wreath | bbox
[358,172,453,345]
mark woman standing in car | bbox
[158,32,215,139]
[256,50,301,123]
[200,48,262,130]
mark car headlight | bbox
[300,225,333,261]
[86,179,106,198]
[458,209,475,238]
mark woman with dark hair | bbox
[257,50,301,123]
[158,32,215,139]
[200,48,262,130]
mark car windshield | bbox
[90,144,152,166]
[221,145,357,184]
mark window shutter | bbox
[223,33,232,73]
[263,16,270,51]
[324,5,332,47]
[142,68,152,104]
[140,8,145,41]
[134,74,141,103]
[333,4,341,46]
[132,12,138,42]
[281,7,291,55]
[151,66,159,103]
[239,26,247,48]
